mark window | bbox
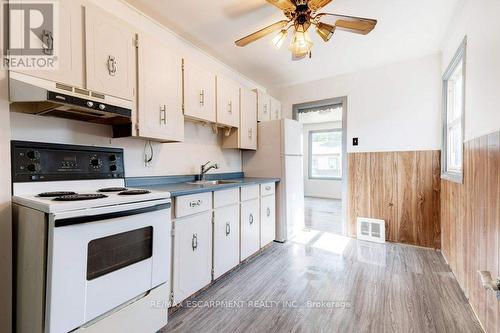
[309,129,342,180]
[442,37,466,183]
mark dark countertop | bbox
[132,177,280,197]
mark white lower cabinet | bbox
[260,194,276,247]
[240,198,260,261]
[172,211,212,306]
[213,204,240,279]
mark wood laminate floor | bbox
[304,197,343,235]
[161,233,482,333]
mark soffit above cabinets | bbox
[125,0,460,87]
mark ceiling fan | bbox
[235,0,377,60]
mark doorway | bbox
[293,97,347,236]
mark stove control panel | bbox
[11,141,125,182]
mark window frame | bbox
[308,128,343,181]
[441,36,467,184]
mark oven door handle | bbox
[54,202,171,227]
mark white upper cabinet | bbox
[256,89,271,122]
[136,32,183,142]
[10,0,86,88]
[85,4,135,100]
[216,75,240,128]
[270,97,282,120]
[183,59,216,123]
[222,87,257,150]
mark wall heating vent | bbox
[356,217,386,243]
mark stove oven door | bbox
[45,199,171,333]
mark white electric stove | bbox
[12,141,171,333]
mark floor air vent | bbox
[356,217,385,243]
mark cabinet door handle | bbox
[228,101,232,114]
[42,30,53,55]
[189,199,202,208]
[200,90,205,107]
[264,104,267,114]
[160,105,167,124]
[248,128,253,139]
[192,233,198,251]
[267,207,271,217]
[265,186,271,191]
[249,213,254,225]
[225,223,231,236]
[107,55,117,76]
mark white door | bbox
[260,194,276,247]
[213,205,240,279]
[183,59,216,122]
[216,76,240,128]
[284,155,305,240]
[173,212,212,305]
[240,88,257,150]
[137,32,183,142]
[257,91,271,122]
[85,4,135,100]
[270,97,282,120]
[282,119,303,155]
[240,199,260,261]
[11,0,86,88]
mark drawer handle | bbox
[267,207,271,217]
[265,186,271,191]
[107,55,117,76]
[249,213,254,225]
[192,233,198,251]
[189,200,202,208]
[225,222,231,236]
[200,90,205,107]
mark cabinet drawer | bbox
[175,192,212,218]
[260,183,275,197]
[240,185,259,202]
[214,188,239,208]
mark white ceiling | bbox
[125,0,459,88]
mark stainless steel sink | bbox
[187,179,243,186]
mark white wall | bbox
[302,121,342,199]
[441,0,500,142]
[277,54,443,153]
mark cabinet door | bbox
[173,212,212,305]
[183,60,216,123]
[85,4,135,100]
[260,194,276,247]
[270,97,282,120]
[240,199,260,261]
[213,204,240,279]
[216,76,240,128]
[11,0,85,88]
[137,32,183,142]
[257,91,271,122]
[240,88,257,150]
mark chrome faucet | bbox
[199,161,219,181]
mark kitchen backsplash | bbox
[10,113,242,177]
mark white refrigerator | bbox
[242,119,305,242]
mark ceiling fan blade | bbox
[308,0,334,11]
[235,20,289,47]
[316,13,377,35]
[266,0,296,12]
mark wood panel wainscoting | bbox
[348,150,441,248]
[441,130,499,333]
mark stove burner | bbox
[118,190,151,195]
[98,187,128,192]
[38,191,77,197]
[53,194,108,201]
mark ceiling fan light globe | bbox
[272,29,288,49]
[316,22,336,42]
[289,30,313,56]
